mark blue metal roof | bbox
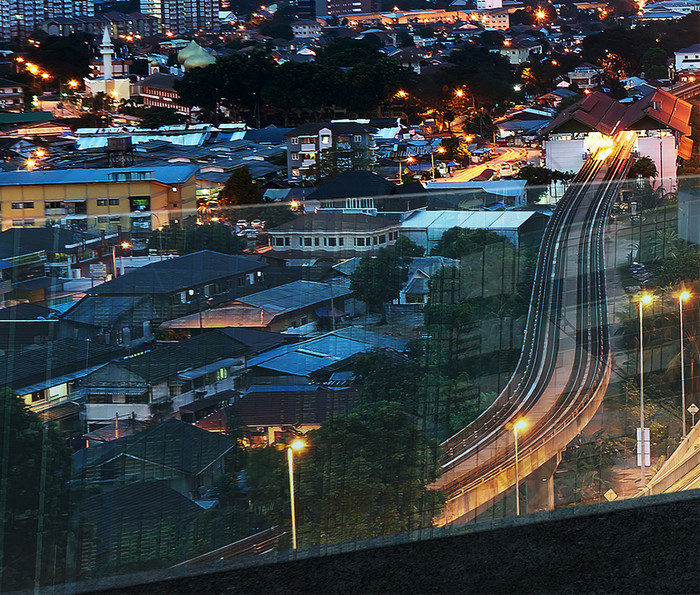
[247,328,408,376]
[0,165,199,187]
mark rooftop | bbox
[0,165,199,187]
[86,251,266,296]
[269,212,399,234]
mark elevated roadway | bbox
[433,132,636,524]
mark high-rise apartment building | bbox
[140,0,218,33]
[1,0,94,40]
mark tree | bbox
[628,156,658,180]
[393,236,424,259]
[0,389,70,590]
[217,166,261,216]
[515,164,555,203]
[150,221,246,255]
[430,227,506,260]
[137,107,187,129]
[27,34,92,81]
[350,248,409,322]
[296,401,443,546]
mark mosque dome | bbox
[177,40,201,65]
[183,45,216,70]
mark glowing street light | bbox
[511,419,527,516]
[67,79,79,89]
[395,89,408,99]
[638,293,654,487]
[430,145,446,180]
[25,157,36,169]
[287,439,306,549]
[679,291,691,436]
[455,88,465,98]
[34,148,46,158]
[535,8,547,21]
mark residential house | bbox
[0,165,199,234]
[266,212,401,258]
[398,256,460,304]
[0,78,26,112]
[161,280,354,333]
[245,326,408,384]
[0,227,120,280]
[541,89,693,189]
[498,39,542,65]
[674,44,700,72]
[196,384,360,446]
[537,88,578,108]
[284,122,377,181]
[60,250,268,345]
[563,63,604,90]
[307,170,427,214]
[72,418,235,496]
[76,331,249,428]
[0,338,124,432]
[74,481,203,576]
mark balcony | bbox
[300,143,316,152]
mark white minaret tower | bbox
[100,27,114,81]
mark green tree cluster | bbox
[217,166,262,212]
[149,221,246,255]
[429,227,505,260]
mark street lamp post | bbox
[639,294,653,487]
[512,419,526,516]
[430,146,446,180]
[679,291,691,436]
[287,440,305,550]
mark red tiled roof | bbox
[544,88,693,138]
[543,91,627,136]
[678,135,694,161]
[620,88,692,136]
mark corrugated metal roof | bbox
[246,328,408,376]
[401,209,542,231]
[237,280,352,312]
[0,165,199,186]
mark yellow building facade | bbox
[0,165,198,232]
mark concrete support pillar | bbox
[525,453,561,514]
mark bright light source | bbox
[290,440,305,450]
[68,79,78,88]
[514,419,527,430]
[34,148,46,158]
[679,291,690,301]
[25,158,36,169]
[437,147,446,154]
[513,84,522,91]
[455,88,465,97]
[121,241,131,249]
[641,294,653,305]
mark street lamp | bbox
[679,291,691,436]
[638,293,653,487]
[511,419,527,516]
[430,146,446,180]
[287,439,305,550]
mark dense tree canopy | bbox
[430,228,506,260]
[350,247,409,321]
[217,166,261,212]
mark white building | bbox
[541,89,693,191]
[477,0,502,8]
[267,212,400,257]
[291,19,322,38]
[675,44,700,72]
[84,28,131,103]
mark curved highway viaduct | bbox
[433,132,636,525]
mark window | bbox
[328,238,337,247]
[98,216,109,223]
[379,235,386,244]
[97,199,108,206]
[23,202,34,209]
[315,238,320,246]
[216,367,228,381]
[46,201,63,209]
[109,199,120,206]
[11,203,22,209]
[291,137,299,144]
[320,134,331,144]
[373,236,378,245]
[285,237,291,246]
[275,237,285,246]
[304,237,312,246]
[338,237,344,246]
[355,237,365,246]
[291,152,299,160]
[354,135,362,143]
